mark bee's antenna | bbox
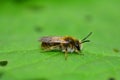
[81,32,92,43]
[81,40,90,43]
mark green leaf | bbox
[0,0,120,80]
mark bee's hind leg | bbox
[41,46,54,52]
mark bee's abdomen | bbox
[41,42,48,48]
[41,42,60,48]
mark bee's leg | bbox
[65,48,68,60]
[75,48,84,55]
[60,43,68,60]
[75,49,79,54]
[41,48,51,52]
[75,49,80,55]
[41,47,54,52]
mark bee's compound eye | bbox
[75,43,80,51]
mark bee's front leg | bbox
[75,48,84,55]
[78,51,84,56]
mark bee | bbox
[39,32,92,60]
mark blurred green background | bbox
[0,0,120,80]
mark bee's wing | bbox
[39,36,68,43]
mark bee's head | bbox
[77,32,92,51]
[75,40,80,51]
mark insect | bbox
[39,32,92,60]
